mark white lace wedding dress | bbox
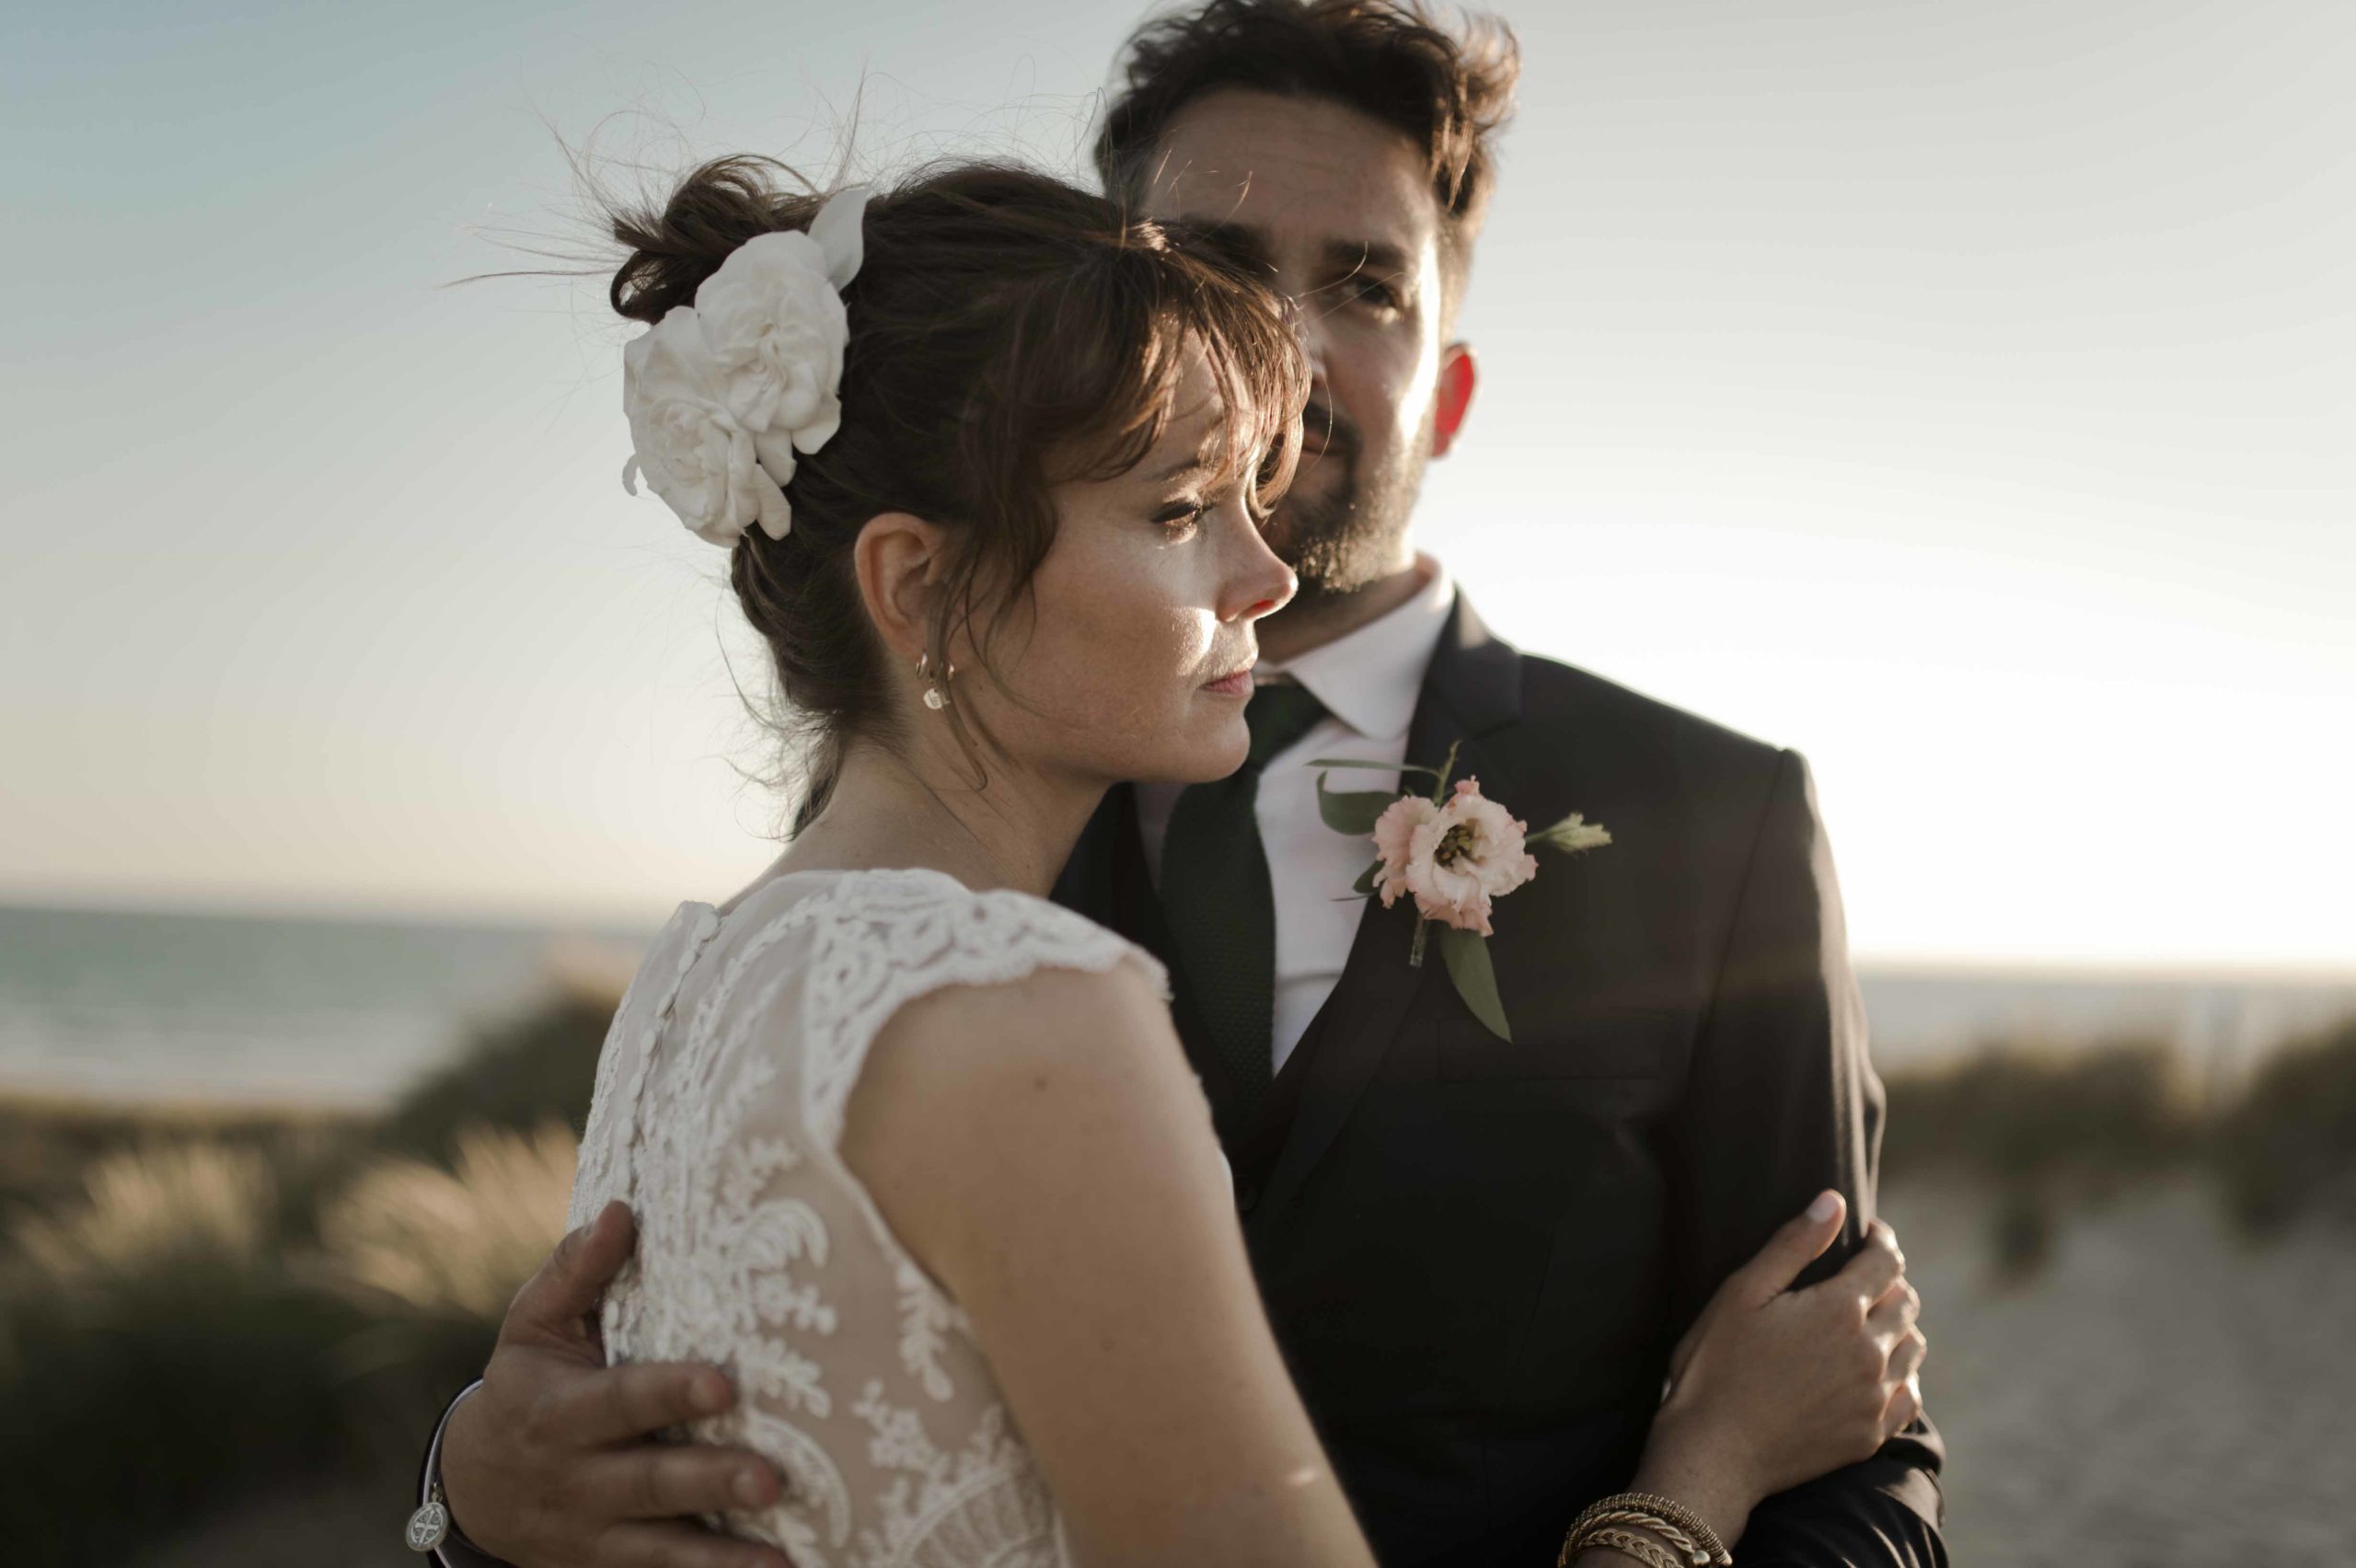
[567,867,1171,1568]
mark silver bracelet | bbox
[409,1380,486,1561]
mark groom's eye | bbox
[1337,275,1404,314]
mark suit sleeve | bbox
[1663,748,1947,1567]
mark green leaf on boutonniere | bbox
[1350,858,1383,897]
[1315,771,1403,836]
[1530,812,1613,857]
[1438,926,1511,1041]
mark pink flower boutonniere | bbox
[1313,742,1611,1041]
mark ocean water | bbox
[0,902,2350,1107]
[0,904,655,1108]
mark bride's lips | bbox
[1202,665,1255,698]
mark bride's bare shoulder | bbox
[860,954,1182,1103]
[840,953,1213,1256]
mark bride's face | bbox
[964,350,1298,788]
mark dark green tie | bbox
[1158,681,1330,1128]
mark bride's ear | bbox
[851,511,948,662]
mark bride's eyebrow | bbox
[1149,444,1218,483]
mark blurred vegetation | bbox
[377,984,618,1165]
[2212,1015,2356,1235]
[0,1094,360,1238]
[1881,1037,2203,1187]
[1880,1037,2200,1288]
[0,977,616,1567]
[1880,1018,2356,1283]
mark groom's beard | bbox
[1270,397,1430,605]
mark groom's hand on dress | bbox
[441,1200,796,1568]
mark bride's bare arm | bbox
[841,963,1378,1568]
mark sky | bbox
[3,0,2350,969]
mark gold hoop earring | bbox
[918,652,953,711]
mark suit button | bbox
[1237,1182,1262,1213]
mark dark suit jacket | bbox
[1052,593,1946,1566]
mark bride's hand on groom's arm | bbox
[440,1201,797,1568]
[1600,1193,1925,1562]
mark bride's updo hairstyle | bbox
[607,157,1309,815]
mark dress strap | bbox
[797,870,1166,1149]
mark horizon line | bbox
[6,887,2353,986]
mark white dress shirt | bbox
[1137,556,1456,1075]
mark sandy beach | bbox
[1884,1180,2356,1566]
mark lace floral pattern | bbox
[568,869,1163,1567]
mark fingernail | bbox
[733,1468,768,1507]
[696,1375,731,1415]
[1808,1190,1841,1222]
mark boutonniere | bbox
[1311,742,1611,1041]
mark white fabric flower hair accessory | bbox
[620,185,871,546]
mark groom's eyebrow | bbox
[1162,218,1415,292]
[1323,236,1413,282]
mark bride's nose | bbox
[1217,502,1297,624]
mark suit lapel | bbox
[1250,592,1526,1218]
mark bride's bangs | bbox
[1046,298,1195,488]
[1189,285,1309,525]
[1045,245,1310,517]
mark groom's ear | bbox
[1431,342,1477,458]
[852,510,948,662]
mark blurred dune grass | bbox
[0,970,2350,1565]
[12,1140,277,1281]
[0,976,617,1567]
[323,1123,582,1320]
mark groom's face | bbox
[1139,90,1472,600]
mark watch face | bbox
[406,1499,450,1553]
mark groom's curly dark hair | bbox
[1094,0,1520,301]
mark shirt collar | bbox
[1264,555,1454,743]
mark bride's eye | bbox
[1152,500,1206,539]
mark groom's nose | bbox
[1293,297,1335,398]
